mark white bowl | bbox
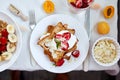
[92,37,120,66]
[0,12,22,71]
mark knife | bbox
[83,8,91,72]
[9,4,28,21]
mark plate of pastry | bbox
[30,14,89,73]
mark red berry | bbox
[1,29,8,38]
[55,34,62,39]
[81,3,89,8]
[0,45,6,52]
[82,0,93,3]
[56,59,65,66]
[70,2,76,7]
[75,0,83,8]
[0,37,7,45]
[62,32,71,41]
[61,41,69,51]
[72,50,80,58]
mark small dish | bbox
[67,0,94,13]
[92,37,120,66]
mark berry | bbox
[70,2,76,7]
[56,58,65,66]
[54,34,62,39]
[75,0,83,8]
[0,45,6,52]
[61,41,69,51]
[82,0,93,4]
[0,37,7,45]
[1,29,8,38]
[72,50,80,58]
[62,32,71,41]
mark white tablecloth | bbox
[0,0,119,75]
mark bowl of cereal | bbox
[92,37,120,66]
[0,12,22,71]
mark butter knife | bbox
[83,8,91,72]
[9,4,28,21]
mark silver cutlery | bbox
[29,10,36,66]
[29,10,36,30]
[83,8,91,72]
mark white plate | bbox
[30,14,89,73]
[0,12,22,72]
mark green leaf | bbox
[54,39,61,49]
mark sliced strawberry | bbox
[56,58,65,66]
[54,34,62,39]
[75,0,83,8]
[81,2,89,8]
[72,50,80,58]
[62,32,71,41]
[82,0,93,3]
[0,45,6,52]
[1,29,8,38]
[0,37,7,45]
[61,41,69,51]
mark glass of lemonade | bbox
[67,0,94,13]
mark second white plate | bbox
[30,14,89,73]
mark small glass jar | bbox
[67,0,94,13]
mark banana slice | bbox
[0,56,2,61]
[8,33,17,43]
[1,52,12,60]
[7,24,15,33]
[7,42,16,52]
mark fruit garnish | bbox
[81,2,89,8]
[82,0,93,4]
[54,34,62,39]
[62,32,71,41]
[55,39,61,49]
[0,45,6,51]
[61,41,69,51]
[8,34,17,43]
[1,29,8,38]
[97,21,110,35]
[70,2,76,7]
[0,37,7,45]
[72,50,80,58]
[56,58,65,66]
[7,24,15,34]
[43,0,55,14]
[103,6,114,19]
[75,0,83,8]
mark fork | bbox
[29,10,36,30]
[29,10,36,66]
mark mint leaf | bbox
[54,39,61,49]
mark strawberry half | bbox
[62,32,71,41]
[75,0,83,8]
[61,41,69,51]
[72,50,80,58]
[54,34,62,39]
[82,0,93,4]
[56,58,65,66]
[1,29,8,38]
[0,37,7,45]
